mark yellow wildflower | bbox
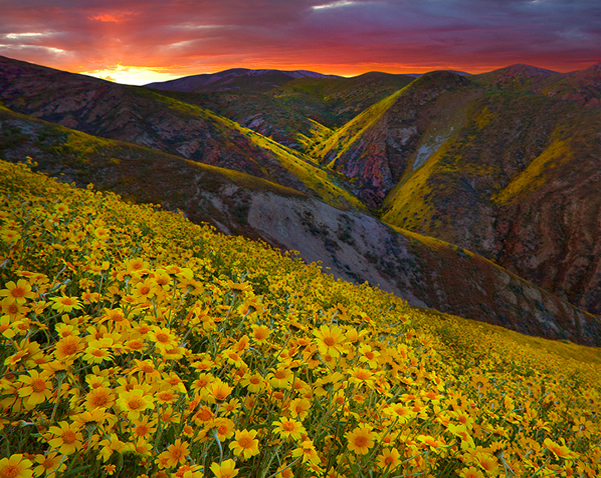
[229,429,260,460]
[46,421,84,455]
[273,417,305,441]
[0,454,33,478]
[17,370,54,409]
[210,459,238,478]
[346,424,375,455]
[313,324,347,358]
[0,280,35,304]
[543,438,579,460]
[117,389,154,420]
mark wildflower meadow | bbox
[0,159,600,478]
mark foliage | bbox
[1,159,600,478]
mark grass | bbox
[313,88,406,166]
[493,136,573,204]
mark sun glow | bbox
[82,65,182,85]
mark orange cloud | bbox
[90,12,134,23]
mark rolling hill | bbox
[0,56,362,212]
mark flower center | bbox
[238,436,252,448]
[32,378,47,393]
[1,464,20,478]
[155,333,170,343]
[354,436,367,447]
[60,342,78,355]
[323,336,336,346]
[170,448,184,459]
[127,397,143,410]
[91,393,108,407]
[283,421,296,431]
[62,430,77,444]
[11,287,26,298]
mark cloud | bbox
[90,12,136,23]
[0,0,599,83]
[5,32,46,39]
[312,1,362,10]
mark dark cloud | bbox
[1,0,600,82]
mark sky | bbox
[1,0,600,85]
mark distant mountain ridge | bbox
[145,68,341,93]
[1,54,601,344]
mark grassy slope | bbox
[380,66,601,227]
[312,88,406,166]
[271,72,415,125]
[138,90,366,212]
[1,160,600,478]
[0,104,309,202]
[380,90,583,228]
[492,137,573,204]
[143,73,413,157]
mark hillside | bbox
[2,107,600,345]
[145,68,341,94]
[0,56,361,212]
[1,160,600,478]
[146,71,414,151]
[377,66,601,314]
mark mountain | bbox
[145,68,340,93]
[146,71,414,150]
[226,59,599,316]
[0,55,362,212]
[312,71,473,206]
[370,65,601,314]
[1,55,601,344]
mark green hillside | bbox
[138,91,366,212]
[1,159,600,478]
[312,88,406,166]
[0,104,308,204]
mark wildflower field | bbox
[1,158,600,478]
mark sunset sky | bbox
[1,0,600,85]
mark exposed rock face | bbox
[494,160,601,314]
[242,192,600,347]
